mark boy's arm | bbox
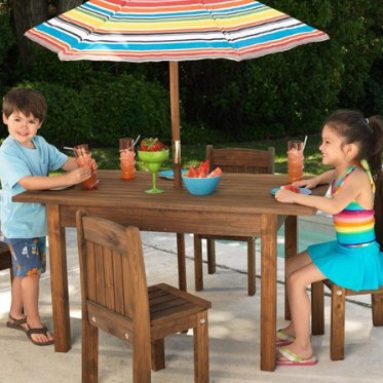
[61,157,78,171]
[19,167,92,191]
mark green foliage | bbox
[0,0,382,145]
[12,75,170,148]
[0,6,15,97]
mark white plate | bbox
[271,187,312,195]
[49,185,72,191]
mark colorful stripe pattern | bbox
[25,0,329,62]
[332,167,376,248]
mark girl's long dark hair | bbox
[325,110,383,249]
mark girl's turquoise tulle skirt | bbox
[308,240,383,291]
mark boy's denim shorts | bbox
[5,237,46,277]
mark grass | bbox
[92,134,327,176]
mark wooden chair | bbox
[194,145,275,296]
[311,172,383,360]
[76,211,211,383]
[0,241,13,280]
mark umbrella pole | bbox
[169,61,182,188]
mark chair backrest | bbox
[206,145,275,174]
[76,210,150,338]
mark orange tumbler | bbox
[74,144,98,190]
[287,140,304,184]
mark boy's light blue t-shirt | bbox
[0,135,68,238]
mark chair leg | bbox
[176,233,187,291]
[247,238,255,296]
[133,337,151,383]
[372,293,383,326]
[151,339,165,371]
[194,235,203,291]
[82,319,99,383]
[206,239,216,274]
[311,282,325,335]
[330,285,346,361]
[193,311,209,383]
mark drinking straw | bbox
[63,146,74,151]
[302,135,308,151]
[130,134,141,150]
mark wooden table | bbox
[13,170,324,371]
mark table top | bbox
[13,170,326,216]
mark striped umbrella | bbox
[25,0,329,185]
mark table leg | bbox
[260,214,277,371]
[176,233,187,291]
[284,216,297,320]
[47,204,71,352]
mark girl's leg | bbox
[281,251,314,337]
[285,250,313,278]
[22,274,54,344]
[280,263,326,359]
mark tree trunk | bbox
[57,0,84,14]
[12,0,48,69]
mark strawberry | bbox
[139,138,167,152]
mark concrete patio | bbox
[1,217,382,383]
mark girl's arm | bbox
[18,167,92,190]
[292,169,335,189]
[275,170,367,215]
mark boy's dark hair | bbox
[324,109,383,249]
[2,87,47,122]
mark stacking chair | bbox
[194,145,275,296]
[76,211,211,383]
[0,241,13,281]
[311,172,383,360]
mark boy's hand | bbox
[66,167,92,184]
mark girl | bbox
[274,109,383,366]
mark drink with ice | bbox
[74,144,98,190]
[287,140,304,183]
[119,138,136,180]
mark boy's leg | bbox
[6,237,54,344]
[9,277,25,319]
[22,273,54,343]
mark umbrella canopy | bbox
[25,0,329,185]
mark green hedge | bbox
[12,74,169,148]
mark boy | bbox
[0,87,93,345]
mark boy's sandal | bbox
[26,326,54,346]
[277,347,318,366]
[6,315,27,333]
[276,329,295,347]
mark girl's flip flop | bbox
[277,347,318,366]
[276,329,295,347]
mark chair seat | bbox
[149,283,211,339]
[323,279,383,296]
[198,234,256,241]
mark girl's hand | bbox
[291,178,318,189]
[274,189,298,204]
[90,158,98,172]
